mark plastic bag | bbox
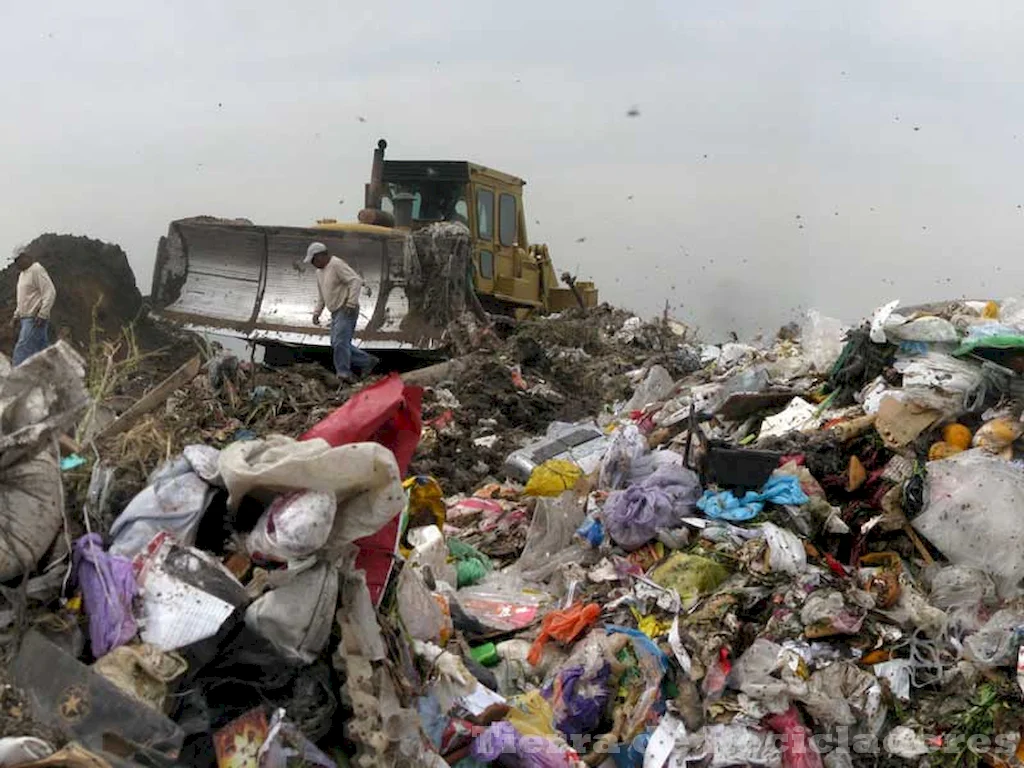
[515,492,586,580]
[729,638,791,712]
[705,724,780,767]
[544,664,610,736]
[299,373,423,608]
[764,706,825,768]
[470,721,577,768]
[913,450,1024,596]
[797,662,884,734]
[218,436,404,550]
[527,603,600,665]
[885,314,958,343]
[246,490,337,563]
[603,465,702,550]
[406,525,458,587]
[650,553,730,607]
[397,566,452,644]
[623,364,675,413]
[245,561,339,663]
[108,449,219,559]
[598,424,649,490]
[964,609,1024,667]
[803,310,847,374]
[73,534,138,659]
[454,574,549,633]
[258,708,337,768]
[762,522,807,575]
[697,475,808,522]
[925,564,996,631]
[524,459,584,497]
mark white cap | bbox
[304,242,328,263]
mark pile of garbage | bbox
[11,298,1024,766]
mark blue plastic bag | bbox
[697,474,809,522]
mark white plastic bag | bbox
[245,490,337,563]
[913,450,1024,597]
[622,365,675,413]
[219,436,404,552]
[925,564,996,631]
[762,522,807,575]
[515,492,586,581]
[396,566,448,643]
[964,609,1024,667]
[109,450,219,559]
[885,315,958,343]
[406,525,458,588]
[245,561,339,663]
[803,310,847,373]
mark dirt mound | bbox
[0,234,142,350]
[0,233,198,380]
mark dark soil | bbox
[0,233,198,378]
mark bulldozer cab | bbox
[375,159,547,312]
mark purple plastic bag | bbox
[470,721,575,767]
[73,533,138,658]
[545,664,610,736]
[602,465,701,551]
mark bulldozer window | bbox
[479,249,494,279]
[499,193,517,247]
[385,182,467,223]
[477,189,494,240]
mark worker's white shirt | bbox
[314,256,363,315]
[15,263,56,320]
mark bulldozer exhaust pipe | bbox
[365,138,387,210]
[359,139,395,226]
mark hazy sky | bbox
[2,2,1024,339]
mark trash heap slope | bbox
[15,298,1024,766]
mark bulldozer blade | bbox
[151,218,444,351]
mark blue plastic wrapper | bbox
[612,730,651,768]
[575,515,605,548]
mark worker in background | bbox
[305,241,378,383]
[10,252,56,366]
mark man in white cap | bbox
[304,241,376,382]
[10,251,56,365]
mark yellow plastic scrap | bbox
[630,607,672,639]
[524,459,583,497]
[983,300,1000,319]
[507,690,558,738]
[403,476,446,531]
[650,553,731,608]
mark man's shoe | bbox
[362,354,381,377]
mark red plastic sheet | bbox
[300,373,423,605]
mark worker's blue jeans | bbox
[13,318,49,366]
[330,307,372,377]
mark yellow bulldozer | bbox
[150,139,598,356]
